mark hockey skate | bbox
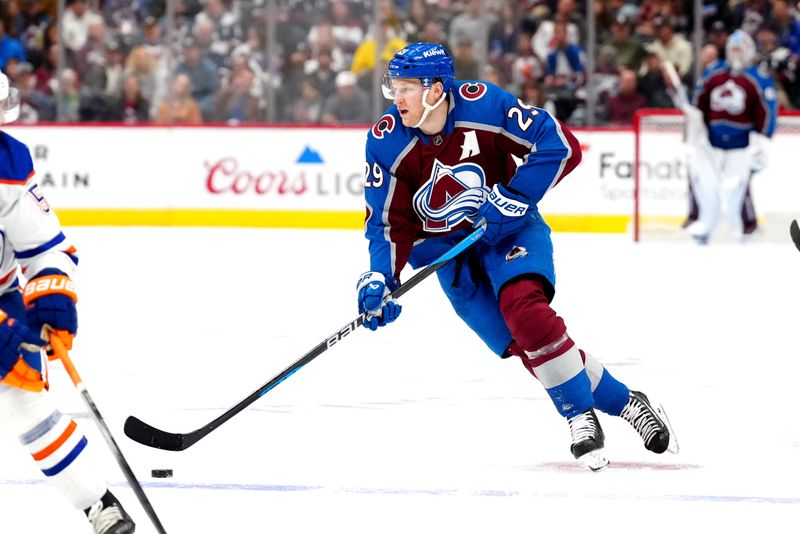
[620,391,679,454]
[568,408,608,471]
[86,491,136,534]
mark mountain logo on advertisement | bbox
[296,145,324,164]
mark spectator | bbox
[68,16,105,81]
[285,76,325,123]
[453,40,480,80]
[0,19,26,69]
[520,80,546,107]
[321,70,371,124]
[192,16,227,69]
[731,0,772,37]
[606,68,647,124]
[489,3,521,67]
[58,67,81,121]
[305,21,348,73]
[194,0,240,50]
[509,32,545,97]
[402,0,432,43]
[482,64,505,87]
[598,14,645,72]
[33,42,56,95]
[305,46,338,100]
[106,73,150,123]
[351,21,407,78]
[756,25,799,108]
[124,43,159,117]
[175,38,221,121]
[532,0,581,62]
[214,64,262,124]
[699,43,721,72]
[125,19,171,120]
[706,20,730,61]
[545,22,585,88]
[543,21,585,121]
[449,0,493,61]
[648,16,693,79]
[768,0,800,55]
[8,60,54,123]
[328,0,365,61]
[156,73,202,123]
[636,0,685,38]
[61,0,102,53]
[418,20,445,45]
[13,0,51,65]
[637,48,674,108]
[429,0,456,35]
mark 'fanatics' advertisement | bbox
[4,124,798,231]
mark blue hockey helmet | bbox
[383,42,455,97]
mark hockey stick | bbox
[49,336,169,534]
[791,220,800,251]
[124,225,487,452]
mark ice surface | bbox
[1,227,798,533]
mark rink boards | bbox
[4,123,798,233]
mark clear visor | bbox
[0,88,20,124]
[381,73,428,100]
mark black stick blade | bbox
[124,416,186,451]
[791,220,800,252]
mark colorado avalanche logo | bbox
[413,160,488,232]
[459,83,488,101]
[710,79,746,115]
[372,114,396,139]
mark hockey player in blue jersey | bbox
[355,43,678,470]
[684,30,778,243]
[0,72,135,533]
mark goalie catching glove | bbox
[356,271,401,331]
[23,270,78,355]
[474,183,530,245]
[0,310,46,392]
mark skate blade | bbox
[577,449,609,471]
[656,404,680,454]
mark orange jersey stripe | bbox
[32,420,77,461]
[0,171,34,186]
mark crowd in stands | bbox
[0,0,798,126]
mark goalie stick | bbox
[124,225,487,451]
[791,220,800,251]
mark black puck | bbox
[151,469,173,478]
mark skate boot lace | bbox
[569,411,598,443]
[621,394,662,445]
[87,500,125,534]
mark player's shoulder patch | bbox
[457,81,489,101]
[367,106,416,169]
[371,111,398,140]
[0,131,34,185]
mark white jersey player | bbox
[684,30,778,243]
[0,72,135,533]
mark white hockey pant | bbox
[689,147,751,239]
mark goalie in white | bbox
[665,30,778,243]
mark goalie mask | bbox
[0,73,20,125]
[726,30,756,73]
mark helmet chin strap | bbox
[412,88,447,129]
